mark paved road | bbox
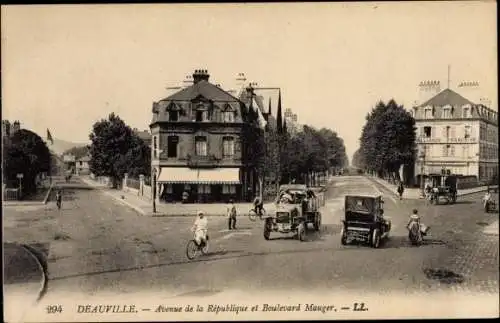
[3,176,498,320]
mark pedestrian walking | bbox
[227,199,237,230]
[55,189,62,210]
[397,182,404,200]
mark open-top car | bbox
[263,184,322,241]
[340,194,391,248]
[428,174,457,205]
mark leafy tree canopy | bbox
[359,99,416,177]
[88,113,151,186]
[2,129,51,194]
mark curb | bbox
[102,190,147,216]
[42,182,54,205]
[366,176,489,199]
[4,243,47,303]
[21,244,48,302]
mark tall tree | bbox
[276,90,283,134]
[359,99,416,181]
[89,113,150,187]
[3,129,51,195]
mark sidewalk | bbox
[80,175,276,217]
[367,175,489,200]
[3,242,46,322]
[3,182,54,207]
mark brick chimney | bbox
[417,80,441,105]
[2,120,10,137]
[11,120,20,134]
[458,81,481,104]
[192,69,210,84]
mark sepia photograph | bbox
[2,1,498,321]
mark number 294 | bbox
[46,305,63,314]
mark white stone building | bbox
[412,81,498,182]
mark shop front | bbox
[156,167,242,203]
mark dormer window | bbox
[424,107,433,119]
[442,106,452,119]
[223,111,235,122]
[463,106,471,118]
[166,103,181,122]
[169,110,179,121]
[222,104,235,123]
[194,103,209,122]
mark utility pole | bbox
[447,65,451,89]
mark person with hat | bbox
[227,199,237,230]
[192,211,208,246]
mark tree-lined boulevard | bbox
[3,175,498,313]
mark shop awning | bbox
[157,167,240,184]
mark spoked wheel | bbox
[314,213,321,231]
[371,229,381,248]
[340,227,347,245]
[201,241,209,255]
[186,240,199,260]
[264,219,272,240]
[249,209,258,222]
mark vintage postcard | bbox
[2,1,498,321]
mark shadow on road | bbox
[452,201,476,205]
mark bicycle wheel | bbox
[201,240,209,255]
[186,240,198,260]
[248,209,257,222]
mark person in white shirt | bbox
[192,211,208,246]
[482,192,492,207]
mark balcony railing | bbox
[417,137,477,144]
[187,154,220,168]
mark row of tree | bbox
[87,109,348,192]
[354,99,416,183]
[2,129,52,197]
[280,126,347,184]
[88,113,151,188]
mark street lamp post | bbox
[152,168,157,213]
[16,173,24,199]
[152,149,163,213]
[419,149,426,197]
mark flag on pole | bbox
[47,129,54,145]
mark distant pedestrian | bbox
[227,199,237,230]
[397,182,404,200]
[55,189,62,210]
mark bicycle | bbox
[186,232,209,260]
[248,207,266,222]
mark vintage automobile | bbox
[428,174,457,205]
[263,184,322,241]
[340,194,391,248]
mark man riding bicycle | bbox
[192,211,208,246]
[253,195,264,216]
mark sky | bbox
[2,2,497,161]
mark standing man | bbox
[227,199,237,230]
[397,181,405,200]
[55,189,62,210]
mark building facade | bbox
[150,69,261,203]
[412,83,498,183]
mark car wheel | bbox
[340,227,347,245]
[372,229,381,248]
[314,213,321,231]
[264,219,272,240]
[298,222,306,242]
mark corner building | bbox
[412,86,498,182]
[150,69,260,203]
